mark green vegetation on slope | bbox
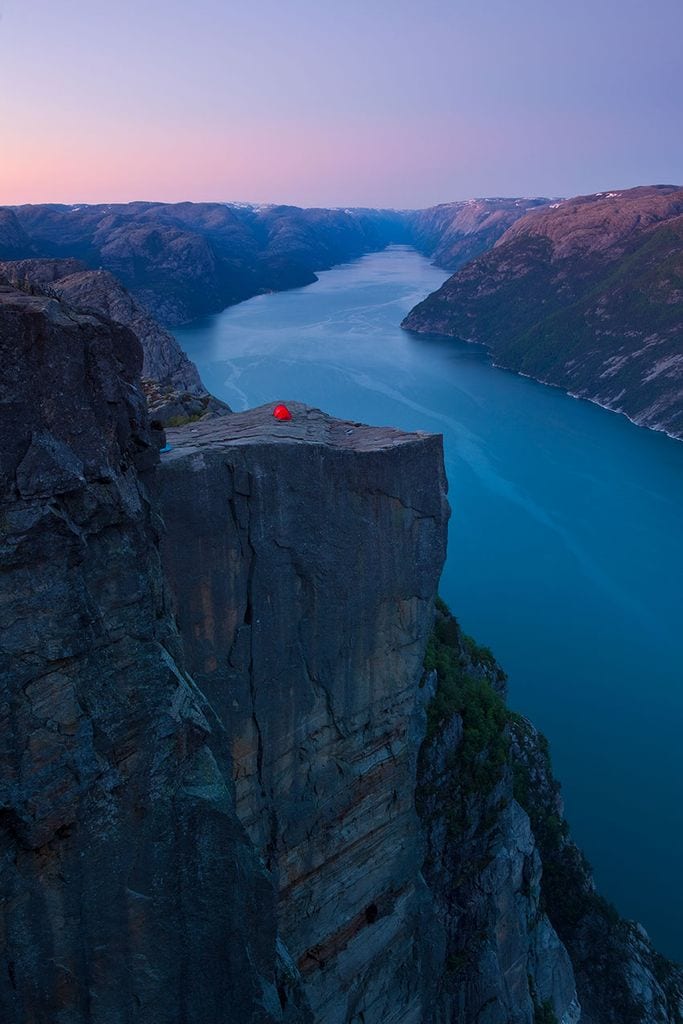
[403,187,683,437]
[423,595,683,1024]
[423,598,507,798]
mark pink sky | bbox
[1,0,681,207]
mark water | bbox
[176,245,683,961]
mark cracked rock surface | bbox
[0,285,309,1024]
[0,259,230,426]
[158,402,450,1024]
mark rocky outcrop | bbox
[510,718,683,1024]
[417,602,683,1024]
[156,404,450,1024]
[402,185,683,439]
[2,270,680,1024]
[0,258,229,425]
[0,276,452,1024]
[417,608,581,1024]
[0,283,309,1023]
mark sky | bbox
[1,0,681,208]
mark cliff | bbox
[418,602,683,1024]
[0,258,229,425]
[2,282,680,1024]
[0,283,308,1022]
[156,403,450,1023]
[0,283,454,1023]
[510,717,683,1024]
[402,185,683,439]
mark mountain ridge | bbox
[402,185,683,439]
[0,198,552,325]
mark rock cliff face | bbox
[0,283,309,1024]
[417,609,581,1024]
[402,185,683,439]
[157,404,450,1024]
[0,258,229,425]
[417,603,683,1024]
[510,719,683,1024]
[2,279,680,1024]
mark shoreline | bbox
[402,324,683,444]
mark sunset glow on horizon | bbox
[1,0,681,208]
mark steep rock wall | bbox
[0,284,308,1024]
[417,602,683,1024]
[0,259,230,425]
[510,718,683,1024]
[417,611,580,1024]
[157,404,450,1024]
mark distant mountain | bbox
[403,185,683,439]
[2,203,409,324]
[0,209,33,260]
[408,197,552,270]
[0,199,548,326]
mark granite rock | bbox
[0,258,230,426]
[510,717,683,1024]
[416,615,581,1024]
[157,403,451,1024]
[0,284,308,1024]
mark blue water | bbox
[176,245,683,961]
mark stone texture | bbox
[0,259,230,426]
[417,602,683,1024]
[510,718,683,1024]
[0,284,309,1024]
[157,403,450,1024]
[416,618,581,1024]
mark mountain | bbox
[2,203,409,324]
[1,199,549,326]
[1,283,681,1023]
[408,197,552,270]
[0,209,33,260]
[402,185,683,439]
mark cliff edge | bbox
[2,281,679,1024]
[157,403,450,1023]
[0,258,229,425]
[0,283,308,1023]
